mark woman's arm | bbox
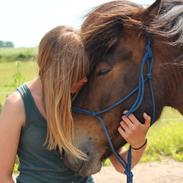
[110,112,151,173]
[0,93,24,183]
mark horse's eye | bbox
[97,68,111,76]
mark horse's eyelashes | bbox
[97,69,111,76]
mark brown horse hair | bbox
[81,0,183,92]
[148,0,183,91]
[81,0,183,64]
[149,0,183,46]
[81,1,145,68]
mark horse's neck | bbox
[173,86,183,115]
[160,43,183,115]
[170,75,183,115]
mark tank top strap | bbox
[16,83,46,129]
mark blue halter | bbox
[73,33,156,183]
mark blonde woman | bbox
[0,26,91,183]
[0,25,150,183]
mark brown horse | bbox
[64,0,183,177]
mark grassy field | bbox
[0,61,38,104]
[142,112,183,162]
[0,59,183,173]
[0,48,36,62]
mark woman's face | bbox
[71,77,88,94]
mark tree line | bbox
[0,40,14,48]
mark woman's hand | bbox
[110,112,151,173]
[118,112,151,149]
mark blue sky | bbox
[0,0,154,47]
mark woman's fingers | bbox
[143,112,151,128]
[121,115,134,128]
[126,113,140,126]
[118,126,126,138]
[118,112,152,148]
[124,111,151,128]
[120,120,128,132]
[119,115,135,139]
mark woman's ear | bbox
[71,77,88,94]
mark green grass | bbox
[0,61,38,104]
[142,108,183,162]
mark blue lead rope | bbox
[72,34,155,183]
[96,115,133,183]
[126,147,133,183]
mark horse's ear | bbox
[141,0,162,24]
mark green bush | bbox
[0,48,37,62]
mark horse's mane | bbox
[151,0,183,46]
[81,0,183,70]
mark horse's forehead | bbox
[113,43,132,59]
[100,35,145,67]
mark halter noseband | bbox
[73,33,156,183]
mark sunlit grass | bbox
[142,110,183,162]
[0,61,38,104]
[0,48,37,62]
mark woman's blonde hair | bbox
[37,26,89,160]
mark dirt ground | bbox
[13,159,183,183]
[93,159,183,183]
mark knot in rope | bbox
[146,73,152,80]
[91,111,97,116]
[124,170,133,183]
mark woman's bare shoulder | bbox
[1,91,25,127]
[1,78,40,127]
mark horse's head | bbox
[64,0,183,176]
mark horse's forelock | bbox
[81,1,144,71]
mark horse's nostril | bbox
[86,152,90,156]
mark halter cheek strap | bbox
[73,33,155,183]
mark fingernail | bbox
[143,112,147,117]
[144,112,151,120]
[123,110,128,114]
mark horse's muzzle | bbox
[63,151,102,176]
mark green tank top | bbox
[16,84,94,183]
